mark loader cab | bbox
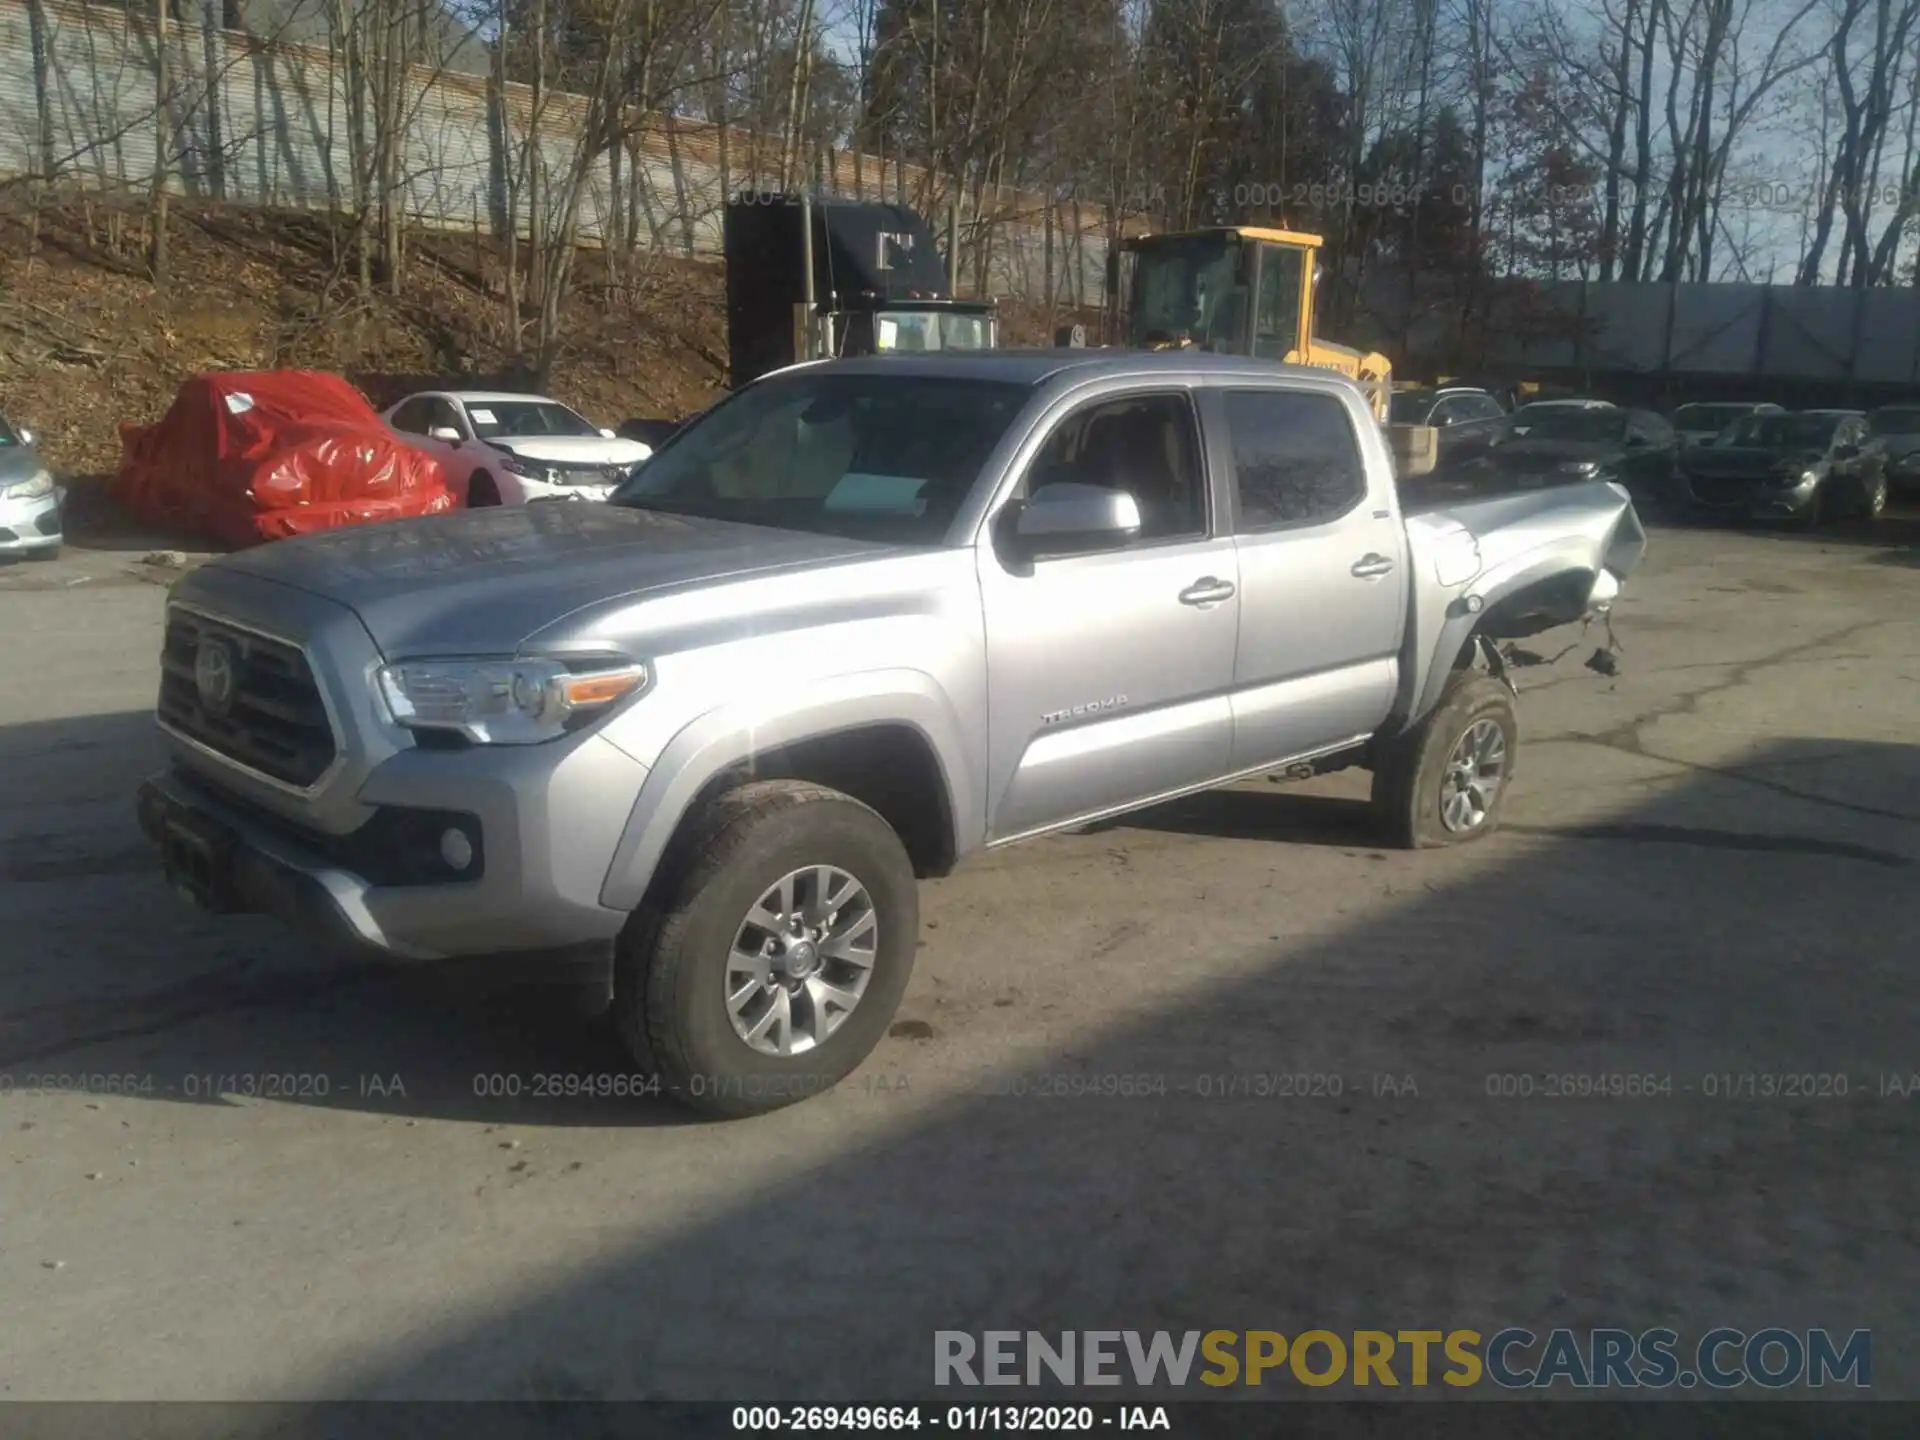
[1115,227,1319,363]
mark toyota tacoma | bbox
[136,351,1646,1116]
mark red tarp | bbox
[112,370,454,547]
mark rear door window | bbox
[1223,389,1367,532]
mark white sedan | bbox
[382,391,652,506]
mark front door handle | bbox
[1178,577,1237,606]
[1351,554,1396,579]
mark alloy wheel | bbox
[725,865,879,1056]
[1439,717,1508,834]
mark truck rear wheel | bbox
[613,780,919,1117]
[1370,672,1517,849]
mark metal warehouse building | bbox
[1400,281,1920,408]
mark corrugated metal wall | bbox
[1439,279,1920,386]
[0,0,1111,304]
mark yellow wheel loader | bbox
[1104,226,1435,476]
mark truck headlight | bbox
[2,469,54,500]
[376,657,650,744]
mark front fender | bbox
[597,669,979,911]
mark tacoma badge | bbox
[1041,695,1129,726]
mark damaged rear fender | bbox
[1399,482,1645,729]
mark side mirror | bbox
[17,427,31,445]
[1011,483,1142,554]
[428,426,463,444]
[599,427,617,439]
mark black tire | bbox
[467,471,501,508]
[612,780,919,1118]
[1370,671,1518,849]
[25,544,60,562]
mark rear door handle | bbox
[1178,577,1237,606]
[1351,554,1396,579]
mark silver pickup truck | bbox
[136,352,1645,1115]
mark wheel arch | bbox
[600,678,978,914]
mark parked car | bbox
[1865,404,1920,497]
[0,413,61,559]
[384,391,652,507]
[1678,409,1885,527]
[134,351,1645,1117]
[1451,405,1676,511]
[1388,387,1507,471]
[1671,401,1784,449]
[1509,398,1616,423]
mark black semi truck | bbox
[620,193,998,446]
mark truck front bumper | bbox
[136,738,643,971]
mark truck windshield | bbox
[609,372,1029,544]
[875,311,993,352]
[1127,236,1240,349]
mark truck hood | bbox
[214,504,899,656]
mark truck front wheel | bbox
[613,780,920,1117]
[1370,673,1518,848]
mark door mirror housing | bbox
[1010,483,1142,556]
[17,427,31,445]
[428,426,463,444]
[599,427,617,439]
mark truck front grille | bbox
[158,610,338,788]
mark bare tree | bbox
[1796,0,1920,283]
[149,0,173,289]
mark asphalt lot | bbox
[1,510,1917,1403]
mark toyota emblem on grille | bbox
[194,638,238,716]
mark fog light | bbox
[439,827,475,872]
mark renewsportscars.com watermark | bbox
[934,1329,1871,1390]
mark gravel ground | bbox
[1,513,1916,1404]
